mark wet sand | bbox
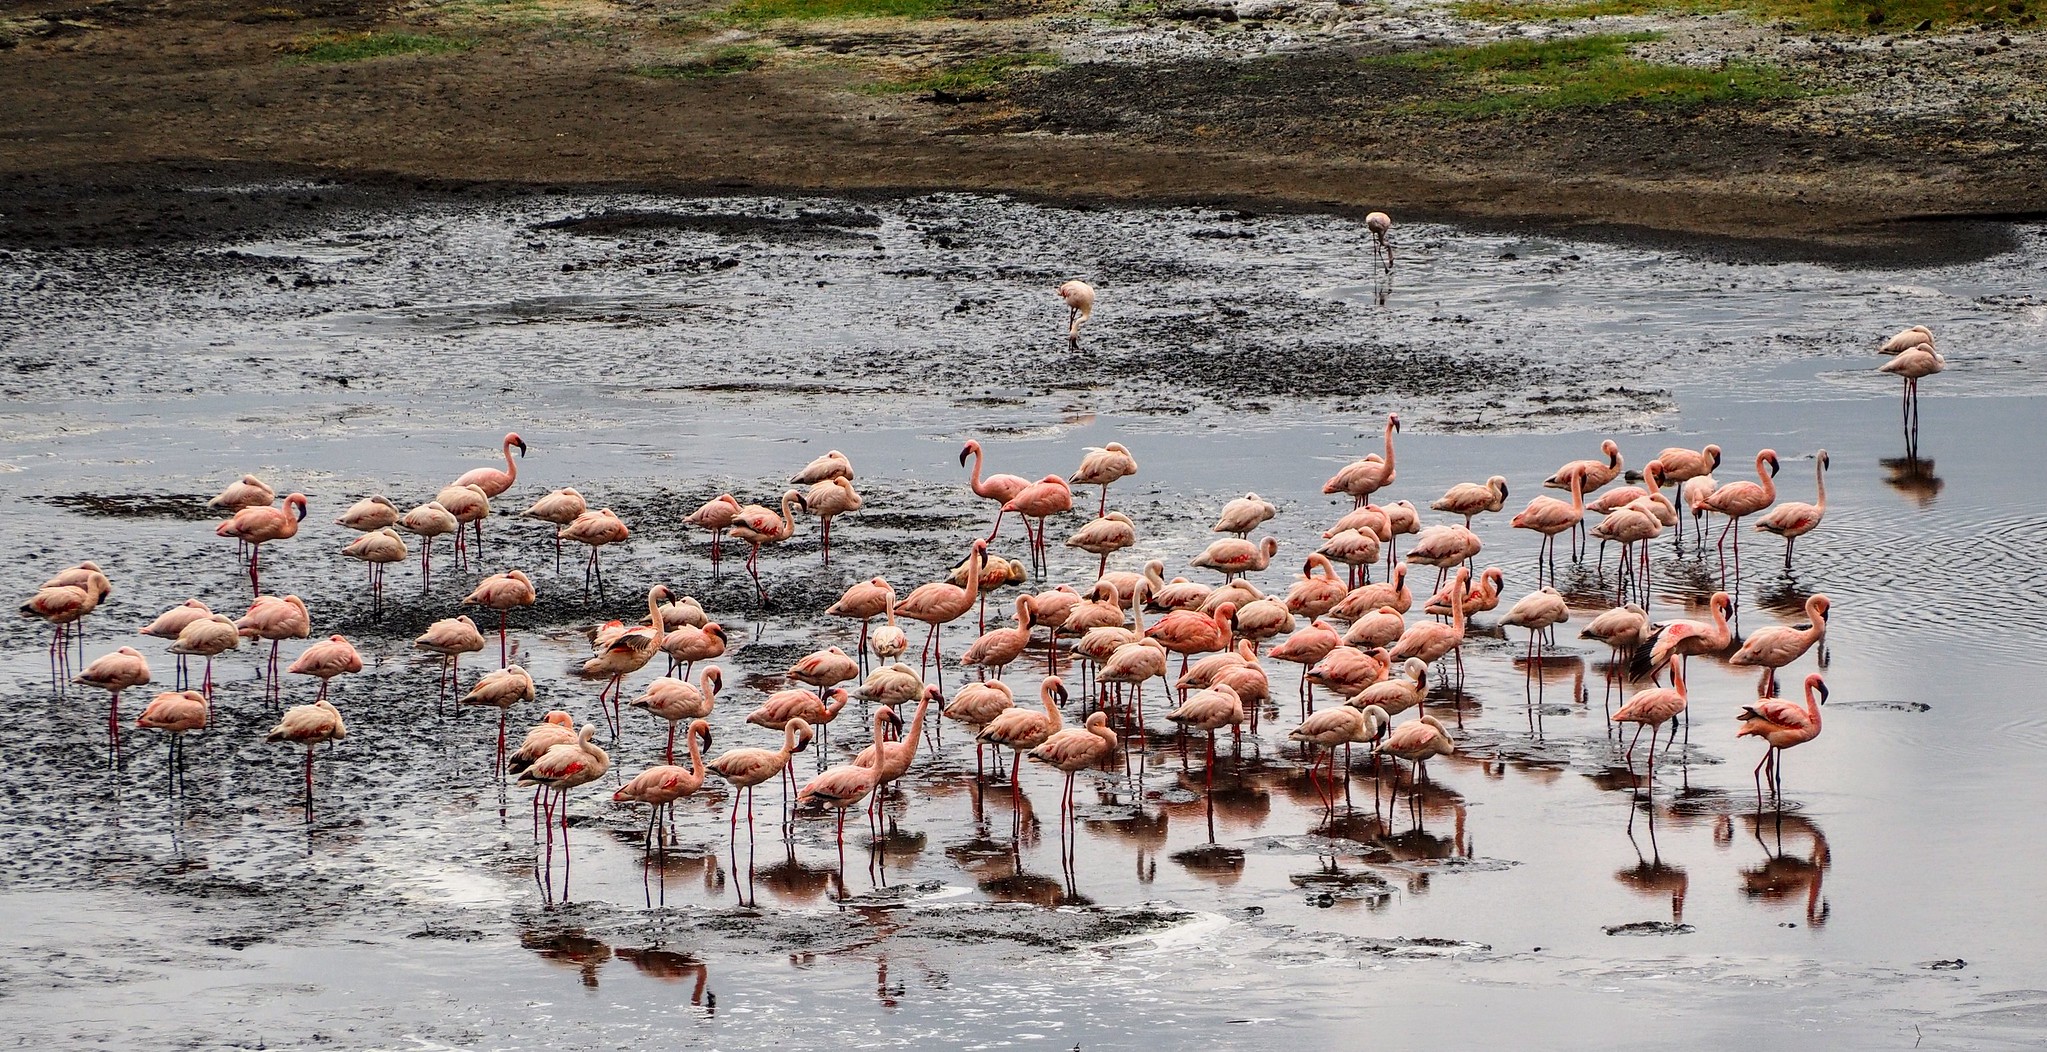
[3,189,2046,1048]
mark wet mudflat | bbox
[2,190,2046,1049]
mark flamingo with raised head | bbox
[661,621,728,680]
[1512,472,1586,583]
[456,432,527,497]
[1730,595,1830,696]
[964,596,1036,679]
[1738,674,1828,808]
[583,584,674,736]
[1613,663,1688,811]
[1030,710,1117,834]
[1755,451,1829,569]
[799,759,884,861]
[613,720,714,854]
[961,440,1030,541]
[1322,414,1399,506]
[707,717,812,849]
[895,539,987,677]
[1431,476,1510,527]
[1703,450,1780,581]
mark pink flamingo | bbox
[1004,476,1074,571]
[1331,563,1412,620]
[853,686,942,825]
[170,614,240,699]
[1146,601,1236,682]
[1545,439,1623,494]
[1322,414,1399,507]
[1431,475,1510,527]
[1291,702,1389,808]
[1612,663,1688,821]
[1646,591,1734,681]
[979,676,1067,794]
[1755,450,1828,569]
[1580,602,1649,714]
[1306,644,1388,698]
[289,635,362,700]
[507,711,578,777]
[613,720,714,854]
[518,724,609,898]
[804,476,863,566]
[459,663,536,774]
[1029,709,1118,836]
[1423,565,1502,619]
[335,495,400,533]
[630,667,722,763]
[1880,345,1945,435]
[1365,211,1394,271]
[792,449,854,485]
[894,538,987,677]
[749,686,851,759]
[1286,555,1350,618]
[208,474,274,513]
[1067,512,1136,577]
[137,689,209,789]
[522,487,587,573]
[727,493,803,603]
[1738,674,1827,808]
[463,569,537,666]
[1342,606,1406,649]
[75,646,151,758]
[141,598,212,689]
[1214,493,1278,537]
[1193,536,1279,583]
[341,527,407,618]
[1351,658,1427,718]
[828,577,894,670]
[1271,619,1342,704]
[799,760,884,863]
[1730,595,1829,696]
[216,493,308,593]
[789,646,860,700]
[1703,449,1780,581]
[1500,587,1569,661]
[399,500,459,591]
[1403,525,1482,592]
[707,717,813,850]
[235,594,309,703]
[1512,471,1586,583]
[20,569,108,683]
[1057,280,1095,346]
[561,507,630,600]
[415,614,486,714]
[945,680,1015,778]
[1317,529,1380,588]
[435,483,491,568]
[963,596,1036,678]
[1374,714,1454,822]
[1070,442,1138,515]
[455,432,527,497]
[267,698,347,818]
[662,621,729,680]
[685,493,744,575]
[1168,683,1247,795]
[582,584,673,736]
[960,440,1030,541]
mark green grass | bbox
[283,31,473,62]
[868,51,1061,93]
[1453,0,2034,30]
[633,44,774,78]
[1370,32,1800,116]
[722,0,958,21]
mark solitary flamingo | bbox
[1057,280,1095,346]
[522,487,587,573]
[1754,450,1828,569]
[234,594,309,703]
[895,538,987,677]
[335,495,400,532]
[707,717,812,851]
[217,493,307,593]
[289,634,362,701]
[1738,674,1827,808]
[613,721,714,854]
[792,449,854,485]
[727,492,803,603]
[1214,493,1278,536]
[561,507,630,600]
[463,569,537,666]
[1703,450,1779,582]
[170,614,240,699]
[137,689,209,789]
[1322,414,1399,506]
[340,527,407,617]
[75,646,151,758]
[1365,211,1393,271]
[1730,594,1830,695]
[519,724,610,898]
[1070,442,1138,515]
[460,664,536,774]
[685,493,743,575]
[267,698,347,818]
[1004,476,1074,571]
[416,615,486,714]
[399,500,459,591]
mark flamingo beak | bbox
[958,446,971,466]
[515,439,528,457]
[1054,684,1070,705]
[1815,681,1830,705]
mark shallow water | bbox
[2,191,2045,1049]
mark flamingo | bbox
[1881,325,1933,354]
[1546,438,1623,497]
[661,622,728,680]
[1388,565,1471,699]
[788,646,859,701]
[1403,525,1482,591]
[170,614,240,699]
[1306,644,1389,698]
[1100,636,1172,727]
[340,527,407,617]
[1167,683,1246,794]
[727,492,803,603]
[980,676,1068,793]
[462,569,537,666]
[582,584,674,736]
[1317,529,1380,588]
[1350,658,1428,718]
[1613,663,1688,812]
[964,596,1036,679]
[1146,601,1236,682]
[707,717,812,850]
[507,711,579,777]
[518,724,610,898]
[141,598,211,688]
[1233,597,1294,651]
[561,507,630,600]
[1730,594,1830,696]
[1070,442,1138,515]
[1581,602,1649,713]
[459,664,536,774]
[945,680,1015,776]
[234,594,309,702]
[1655,443,1722,490]
[335,495,400,533]
[1066,512,1135,576]
[1331,563,1412,620]
[895,538,987,676]
[1511,471,1585,583]
[1057,280,1095,345]
[1703,450,1780,581]
[1099,558,1165,608]
[857,662,926,708]
[1342,606,1406,648]
[1889,340,1944,438]
[1374,714,1455,820]
[1193,536,1279,583]
[1285,555,1350,619]
[1738,674,1828,808]
[1499,587,1569,663]
[1151,574,1214,613]
[1291,702,1389,807]
[1029,710,1118,833]
[1644,591,1734,684]
[1214,493,1278,536]
[748,686,851,758]
[75,646,151,757]
[960,440,1031,541]
[1755,450,1829,569]
[399,500,459,591]
[869,586,911,668]
[1004,476,1074,571]
[455,432,527,497]
[1590,503,1662,603]
[792,449,854,485]
[1031,583,1085,674]
[685,493,744,575]
[613,720,714,854]
[799,761,883,862]
[1365,211,1393,271]
[804,476,863,565]
[137,689,209,789]
[267,698,347,818]
[208,474,275,513]
[288,634,362,701]
[854,685,942,824]
[216,493,308,593]
[1322,414,1399,506]
[1423,565,1502,619]
[522,487,587,573]
[1431,475,1510,527]
[414,614,485,714]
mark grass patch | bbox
[868,51,1062,94]
[633,44,774,78]
[722,0,958,22]
[283,31,473,62]
[1371,32,1800,116]
[1453,0,2035,30]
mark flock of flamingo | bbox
[17,278,1939,900]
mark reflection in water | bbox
[617,946,716,1012]
[521,928,612,988]
[1738,810,1831,928]
[1880,454,1944,507]
[1616,826,1689,924]
[520,928,718,1008]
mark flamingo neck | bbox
[1814,459,1827,510]
[901,694,932,759]
[502,440,518,482]
[1382,420,1397,468]
[647,592,666,635]
[686,729,705,778]
[962,550,984,605]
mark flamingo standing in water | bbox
[1431,476,1509,527]
[1655,442,1722,548]
[1005,476,1074,572]
[522,487,587,574]
[1168,683,1247,795]
[960,440,1030,542]
[1067,513,1135,577]
[1612,663,1688,820]
[613,721,714,854]
[1730,594,1830,696]
[208,474,274,514]
[453,431,525,559]
[1703,450,1779,583]
[1881,325,1933,354]
[895,539,987,677]
[1286,555,1350,618]
[561,508,630,600]
[804,476,863,566]
[399,500,459,591]
[727,492,803,603]
[630,667,722,762]
[519,724,609,898]
[1193,536,1279,583]
[137,689,209,789]
[460,664,536,774]
[749,685,851,760]
[335,495,400,533]
[1291,702,1388,808]
[235,594,309,703]
[1070,442,1138,515]
[1580,602,1649,714]
[1754,451,1829,569]
[75,646,151,758]
[1880,344,1945,436]
[268,698,347,819]
[828,577,893,672]
[685,493,744,575]
[341,527,407,618]
[1030,710,1118,837]
[217,493,308,593]
[434,484,492,568]
[1365,211,1394,272]
[463,570,537,667]
[1512,471,1585,583]
[415,614,486,714]
[141,599,211,688]
[980,677,1067,799]
[963,596,1036,679]
[1057,280,1095,346]
[583,584,674,737]
[1322,414,1399,507]
[289,635,363,701]
[799,760,884,862]
[170,614,240,699]
[661,621,728,680]
[707,717,812,850]
[1374,714,1454,822]
[1214,493,1278,537]
[945,680,1015,777]
[1738,674,1828,808]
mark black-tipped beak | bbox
[1769,457,1781,477]
[1500,483,1510,499]
[1054,684,1070,705]
[1816,682,1829,705]
[959,446,971,466]
[515,440,528,457]
[887,714,905,737]
[699,726,714,748]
